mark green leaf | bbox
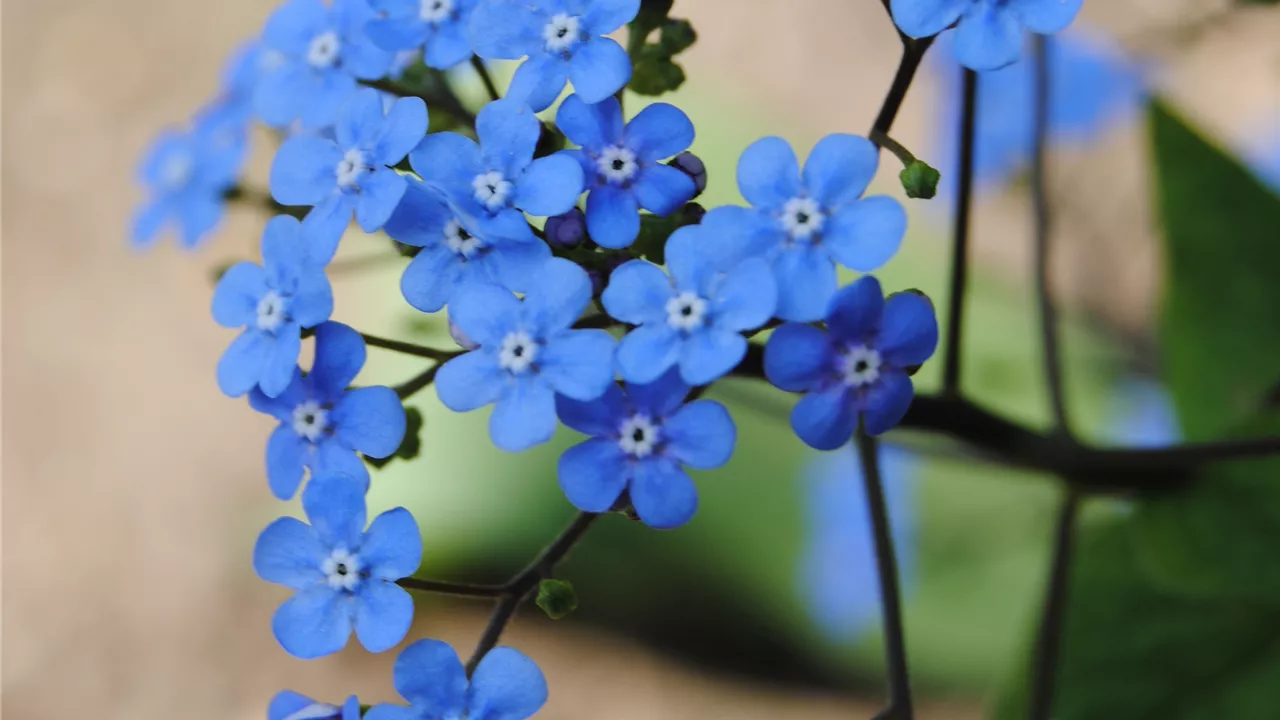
[366,406,423,469]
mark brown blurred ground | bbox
[2,0,1276,718]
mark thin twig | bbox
[871,38,936,135]
[1027,489,1080,719]
[397,577,505,598]
[471,56,501,101]
[395,364,444,400]
[361,333,459,361]
[942,69,977,396]
[868,128,917,167]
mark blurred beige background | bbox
[3,0,1277,718]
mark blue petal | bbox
[954,2,1024,71]
[737,136,800,212]
[254,64,313,128]
[383,179,454,247]
[335,88,387,150]
[477,207,538,243]
[632,163,696,217]
[301,194,354,265]
[557,438,630,511]
[354,581,414,653]
[269,691,335,720]
[678,327,746,386]
[889,0,968,38]
[361,507,422,578]
[436,351,506,412]
[514,153,585,216]
[341,696,363,720]
[626,102,695,163]
[585,184,640,249]
[803,134,879,208]
[130,199,169,250]
[469,647,550,719]
[626,368,690,419]
[826,275,885,343]
[567,37,632,105]
[315,443,373,492]
[355,170,408,232]
[366,15,429,51]
[764,323,833,392]
[711,257,776,331]
[311,321,367,397]
[601,260,671,325]
[863,369,916,435]
[409,132,484,190]
[1008,0,1082,34]
[468,0,543,58]
[262,214,307,283]
[478,99,540,178]
[374,96,429,165]
[492,237,553,292]
[401,246,463,313]
[698,206,782,271]
[212,262,267,328]
[449,283,523,345]
[824,196,906,273]
[489,377,557,451]
[272,136,343,206]
[302,473,368,550]
[291,269,335,329]
[555,94,623,152]
[218,329,271,397]
[176,194,226,249]
[391,639,469,715]
[267,424,310,500]
[424,21,474,69]
[333,386,406,457]
[791,386,857,451]
[507,53,569,112]
[539,329,617,402]
[340,40,396,82]
[254,516,325,589]
[302,72,360,130]
[365,704,422,720]
[556,383,628,436]
[582,0,640,34]
[522,257,593,334]
[263,0,329,55]
[772,246,837,322]
[663,400,735,469]
[878,292,939,368]
[630,457,698,529]
[252,372,307,422]
[272,585,352,659]
[261,326,304,398]
[616,324,681,385]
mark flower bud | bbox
[668,152,707,196]
[899,160,941,200]
[536,579,578,620]
[545,208,587,248]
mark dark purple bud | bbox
[668,152,707,196]
[545,208,587,248]
[449,320,479,351]
[586,268,606,297]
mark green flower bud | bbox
[536,579,578,620]
[899,160,941,200]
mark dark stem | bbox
[471,56,501,101]
[942,69,977,395]
[223,185,307,220]
[360,333,459,361]
[395,364,443,400]
[856,431,913,719]
[397,577,505,598]
[1027,489,1080,719]
[871,37,935,135]
[868,128,918,168]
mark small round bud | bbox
[668,152,707,196]
[545,208,587,248]
[536,579,579,620]
[449,320,479,351]
[899,160,941,200]
[586,267,605,297]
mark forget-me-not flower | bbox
[435,258,616,452]
[254,473,421,659]
[701,134,907,322]
[603,225,776,385]
[765,275,938,447]
[269,691,361,720]
[386,178,551,313]
[251,322,407,500]
[366,0,478,69]
[132,120,244,250]
[469,0,639,111]
[365,639,547,720]
[556,369,735,529]
[213,216,334,398]
[256,0,395,130]
[891,0,1082,70]
[272,89,427,263]
[556,94,698,249]
[411,98,583,245]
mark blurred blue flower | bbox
[702,135,906,322]
[213,216,334,398]
[254,474,421,659]
[801,445,915,641]
[269,692,361,720]
[603,225,777,385]
[469,0,639,111]
[545,206,588,248]
[892,0,1082,70]
[556,369,735,529]
[387,178,552,313]
[366,0,478,69]
[765,276,938,447]
[271,89,428,263]
[556,95,697,249]
[256,0,395,130]
[1247,131,1280,193]
[251,322,407,500]
[132,119,244,250]
[1108,378,1180,448]
[365,639,547,720]
[410,98,583,245]
[436,258,616,452]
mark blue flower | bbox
[251,322,407,500]
[891,0,1082,70]
[556,94,697,249]
[269,692,362,720]
[469,0,639,111]
[213,216,334,398]
[365,639,547,720]
[272,89,428,263]
[701,134,907,322]
[603,225,776,385]
[411,98,583,245]
[254,473,421,659]
[1108,379,1179,448]
[132,121,242,250]
[256,0,395,130]
[800,445,914,642]
[436,258,616,452]
[556,369,735,529]
[764,276,938,447]
[366,0,478,69]
[386,178,551,313]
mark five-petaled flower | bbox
[251,322,407,500]
[702,134,907,322]
[891,0,1082,71]
[213,215,334,398]
[269,691,361,720]
[271,88,428,263]
[254,473,422,659]
[764,275,938,447]
[132,117,244,251]
[556,94,698,249]
[469,0,640,111]
[365,639,548,720]
[603,225,777,385]
[256,0,394,129]
[366,0,478,69]
[435,258,616,452]
[556,368,736,529]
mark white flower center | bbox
[291,400,329,442]
[335,149,368,189]
[665,291,708,332]
[321,548,362,591]
[472,170,513,211]
[618,414,661,458]
[840,345,882,387]
[282,703,342,720]
[444,218,483,257]
[159,152,194,189]
[256,291,287,332]
[307,31,342,69]
[596,146,639,184]
[498,330,538,374]
[543,13,581,53]
[419,0,453,22]
[781,196,825,241]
